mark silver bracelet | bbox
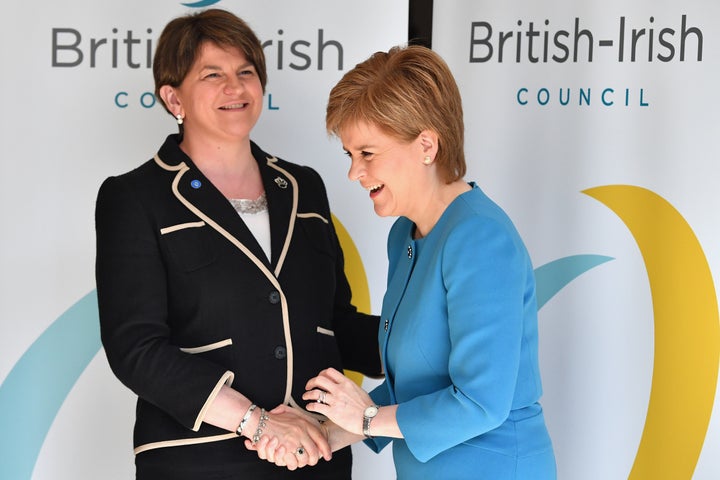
[252,408,269,444]
[236,404,257,436]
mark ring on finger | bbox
[295,446,305,456]
[318,390,326,404]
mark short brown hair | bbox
[326,45,465,183]
[153,9,267,114]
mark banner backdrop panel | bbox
[434,1,719,479]
[0,1,405,479]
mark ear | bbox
[159,85,182,117]
[418,129,439,157]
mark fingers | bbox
[246,435,275,461]
[321,367,347,382]
[288,445,308,470]
[304,367,345,391]
[306,421,332,460]
[247,436,305,470]
[302,369,375,436]
[283,405,332,462]
[302,388,330,406]
[245,405,329,469]
[272,408,326,463]
[269,443,316,470]
[282,449,299,470]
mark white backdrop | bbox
[434,1,720,479]
[0,1,404,478]
[3,0,719,479]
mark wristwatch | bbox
[362,405,379,438]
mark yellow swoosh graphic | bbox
[584,185,719,479]
[332,214,372,387]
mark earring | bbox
[423,155,433,165]
[176,114,184,125]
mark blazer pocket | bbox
[296,213,334,258]
[179,338,233,354]
[161,221,217,272]
[316,326,335,337]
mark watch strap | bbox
[362,405,379,438]
[363,415,373,438]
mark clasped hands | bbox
[245,367,373,470]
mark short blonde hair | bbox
[326,45,465,183]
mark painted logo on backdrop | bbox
[0,186,717,479]
[181,0,222,7]
[50,14,346,112]
[466,14,705,108]
[583,186,718,479]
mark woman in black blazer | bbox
[95,9,380,479]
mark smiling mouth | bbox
[367,184,384,196]
[220,103,248,110]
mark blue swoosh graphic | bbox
[0,254,610,477]
[181,0,222,7]
[0,291,102,479]
[535,254,614,309]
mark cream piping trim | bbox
[265,158,297,401]
[134,432,238,455]
[316,327,335,336]
[159,155,295,405]
[297,212,329,224]
[180,339,233,354]
[193,371,234,431]
[160,221,206,235]
[265,157,298,277]
[153,153,184,171]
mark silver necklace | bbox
[229,193,267,214]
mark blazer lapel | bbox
[260,155,297,277]
[155,148,271,269]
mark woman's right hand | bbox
[244,404,331,470]
[302,367,374,435]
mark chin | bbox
[373,206,391,218]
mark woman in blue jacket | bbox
[255,45,556,479]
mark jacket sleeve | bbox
[95,175,231,431]
[362,381,394,453]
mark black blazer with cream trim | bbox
[95,134,381,455]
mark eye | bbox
[203,72,221,79]
[239,67,256,76]
[343,150,375,160]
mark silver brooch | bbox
[274,177,288,189]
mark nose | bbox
[347,156,365,181]
[224,75,244,95]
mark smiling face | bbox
[341,121,434,221]
[159,41,263,146]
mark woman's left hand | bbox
[302,367,373,436]
[244,404,330,470]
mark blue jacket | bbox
[366,184,555,479]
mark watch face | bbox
[364,405,379,418]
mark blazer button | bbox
[268,290,281,304]
[274,346,287,360]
